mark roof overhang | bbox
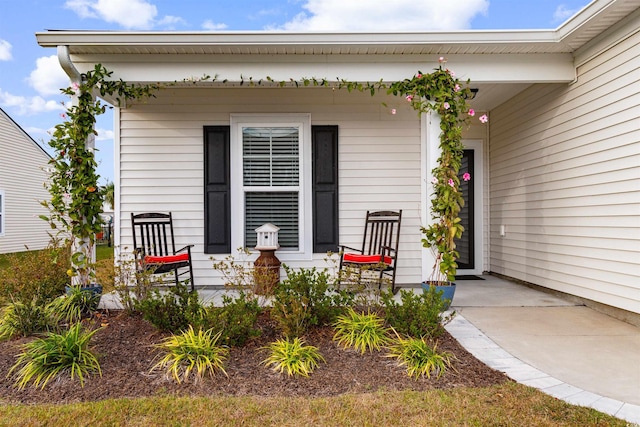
[34,0,640,110]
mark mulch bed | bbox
[0,310,510,405]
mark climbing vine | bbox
[44,57,484,287]
[42,64,158,287]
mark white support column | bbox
[421,110,441,282]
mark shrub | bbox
[9,323,101,389]
[0,299,60,341]
[0,243,70,305]
[262,337,325,377]
[134,283,204,333]
[380,287,454,339]
[270,266,354,338]
[199,292,261,347]
[151,326,228,384]
[386,335,454,379]
[333,308,389,354]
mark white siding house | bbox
[36,0,640,316]
[0,108,52,254]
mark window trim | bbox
[230,114,313,260]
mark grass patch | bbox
[0,383,625,426]
[96,245,114,261]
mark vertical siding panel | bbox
[489,30,640,314]
[0,109,52,254]
[119,88,424,286]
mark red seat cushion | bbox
[144,253,190,264]
[343,253,392,265]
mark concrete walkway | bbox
[443,275,640,425]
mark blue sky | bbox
[0,0,591,185]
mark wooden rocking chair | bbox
[131,212,195,291]
[339,210,402,294]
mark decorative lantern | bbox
[254,223,281,294]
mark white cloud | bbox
[157,15,187,29]
[277,0,489,31]
[0,89,64,116]
[553,5,579,24]
[65,0,158,29]
[0,39,12,61]
[202,20,228,31]
[95,128,114,141]
[26,55,70,97]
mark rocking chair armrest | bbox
[338,244,362,255]
[175,244,195,255]
[379,244,397,254]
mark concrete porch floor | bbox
[439,275,640,424]
[99,275,640,424]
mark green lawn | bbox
[0,245,113,268]
[0,383,625,426]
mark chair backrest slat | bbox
[361,210,402,257]
[131,212,177,257]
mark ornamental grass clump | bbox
[0,299,60,341]
[386,334,454,379]
[332,308,390,354]
[9,323,101,389]
[151,326,228,384]
[262,337,325,377]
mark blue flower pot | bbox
[65,284,103,298]
[421,281,456,309]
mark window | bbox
[0,190,4,236]
[242,127,300,249]
[231,115,311,257]
[204,122,339,256]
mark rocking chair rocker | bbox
[339,210,402,294]
[131,212,195,291]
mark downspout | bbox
[57,45,81,85]
[57,45,97,286]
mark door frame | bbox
[457,139,484,276]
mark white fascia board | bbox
[66,52,575,84]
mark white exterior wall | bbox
[0,109,52,254]
[489,26,640,313]
[117,87,425,286]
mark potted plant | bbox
[388,57,487,306]
[42,64,158,295]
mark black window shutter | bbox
[204,126,231,254]
[312,125,339,253]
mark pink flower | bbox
[447,69,455,77]
[417,73,422,78]
[406,95,413,102]
[443,102,450,109]
[448,179,455,187]
[63,192,71,199]
[438,56,446,63]
[479,114,489,123]
[60,113,66,119]
[71,82,80,93]
[462,172,471,181]
[431,177,438,185]
[468,108,475,117]
[454,84,460,92]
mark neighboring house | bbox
[36,0,640,317]
[0,108,52,254]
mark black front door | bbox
[455,150,474,269]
